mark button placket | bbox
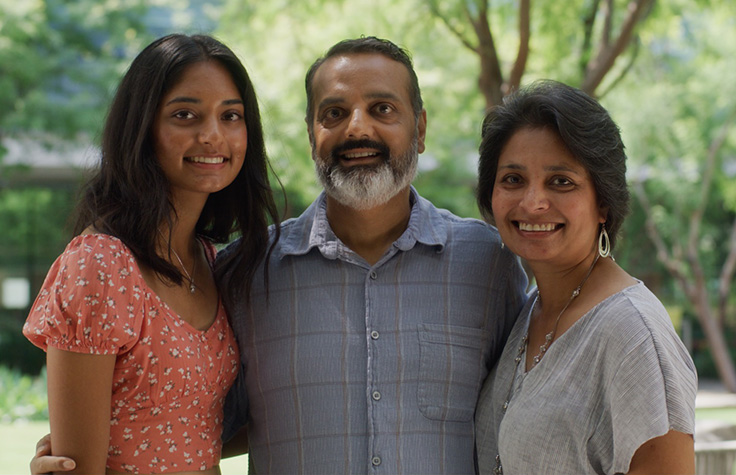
[366,266,384,471]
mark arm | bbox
[221,424,249,458]
[46,347,116,474]
[220,363,249,454]
[626,430,694,475]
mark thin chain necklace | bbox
[158,229,197,294]
[527,253,600,368]
[493,253,600,474]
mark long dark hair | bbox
[74,33,280,306]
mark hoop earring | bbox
[598,223,611,258]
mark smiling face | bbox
[308,53,426,210]
[153,60,247,202]
[492,127,607,267]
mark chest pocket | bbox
[417,323,491,422]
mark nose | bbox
[519,184,550,212]
[345,108,372,139]
[198,117,223,146]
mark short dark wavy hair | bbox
[304,36,423,130]
[477,80,629,249]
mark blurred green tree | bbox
[606,0,736,390]
[0,0,154,143]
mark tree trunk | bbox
[692,281,736,392]
[635,180,736,394]
[471,7,504,110]
[580,0,654,95]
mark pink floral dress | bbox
[23,234,239,474]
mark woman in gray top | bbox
[474,80,697,475]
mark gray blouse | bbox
[475,282,697,475]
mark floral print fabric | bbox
[23,234,239,473]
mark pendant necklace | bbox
[158,230,197,294]
[493,253,600,474]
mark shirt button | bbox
[372,456,382,466]
[369,270,377,280]
[372,390,381,401]
[370,330,380,340]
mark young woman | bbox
[474,80,697,474]
[23,34,279,474]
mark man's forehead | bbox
[319,52,404,73]
[312,53,411,102]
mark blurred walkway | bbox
[697,379,736,409]
[696,379,736,443]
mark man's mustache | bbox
[332,139,390,160]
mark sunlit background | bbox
[1,0,735,473]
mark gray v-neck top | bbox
[475,282,697,475]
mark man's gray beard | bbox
[314,137,418,211]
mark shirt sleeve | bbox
[593,301,697,474]
[490,247,529,368]
[22,235,145,355]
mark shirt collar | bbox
[280,186,448,259]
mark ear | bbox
[306,118,316,161]
[598,204,609,224]
[416,109,427,154]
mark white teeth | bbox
[518,222,557,232]
[344,151,376,159]
[187,156,225,164]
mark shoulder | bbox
[54,234,141,297]
[218,218,299,263]
[273,215,304,241]
[586,282,696,381]
[24,234,145,353]
[415,193,503,246]
[40,234,143,307]
[443,211,501,241]
[220,194,319,255]
[591,283,676,340]
[59,234,136,272]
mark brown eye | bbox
[500,174,522,185]
[551,176,574,187]
[173,110,196,120]
[376,103,393,114]
[326,108,342,119]
[223,111,243,122]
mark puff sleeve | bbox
[23,234,146,355]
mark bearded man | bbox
[216,36,527,474]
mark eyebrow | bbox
[498,163,583,174]
[164,97,243,106]
[317,91,401,110]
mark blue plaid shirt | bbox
[221,188,528,474]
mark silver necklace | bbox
[493,254,600,474]
[158,230,197,294]
[527,253,599,368]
